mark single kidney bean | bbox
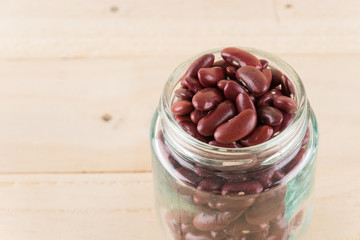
[181,222,197,233]
[283,148,306,174]
[193,179,224,204]
[257,171,274,189]
[217,80,249,99]
[248,187,287,215]
[273,96,297,113]
[269,68,284,88]
[221,181,263,195]
[257,89,282,107]
[176,167,203,187]
[213,59,229,69]
[175,114,192,123]
[236,66,270,96]
[272,170,285,182]
[208,140,238,148]
[281,76,295,97]
[215,197,255,211]
[224,216,269,236]
[198,67,225,87]
[262,68,272,84]
[221,47,262,69]
[278,113,295,132]
[193,211,232,231]
[184,77,204,93]
[239,125,274,147]
[185,231,213,240]
[214,109,257,144]
[260,59,268,69]
[258,106,283,126]
[197,100,236,136]
[175,88,194,100]
[210,230,226,239]
[171,100,194,115]
[190,110,207,124]
[181,54,215,88]
[245,201,285,225]
[236,93,256,113]
[192,88,224,111]
[269,218,288,238]
[178,121,200,138]
[225,66,237,79]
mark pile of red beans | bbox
[159,47,310,240]
[171,47,297,147]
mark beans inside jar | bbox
[152,47,318,240]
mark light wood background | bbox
[0,0,359,239]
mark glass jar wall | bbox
[150,48,319,240]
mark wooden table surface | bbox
[1,0,360,239]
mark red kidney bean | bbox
[184,77,204,93]
[269,218,288,238]
[176,167,203,187]
[190,110,207,123]
[210,230,226,239]
[175,88,194,100]
[214,109,257,144]
[236,93,256,113]
[178,121,199,138]
[221,47,262,69]
[279,113,294,132]
[208,140,238,148]
[225,66,237,79]
[281,76,295,97]
[174,114,191,123]
[260,59,268,69]
[181,54,215,88]
[193,179,224,204]
[194,210,244,232]
[217,80,250,100]
[245,201,285,225]
[224,216,269,236]
[283,148,306,174]
[273,96,297,113]
[221,181,263,195]
[257,106,283,126]
[215,197,255,211]
[269,68,284,88]
[181,222,197,233]
[272,170,285,182]
[257,171,274,189]
[197,100,236,136]
[248,187,287,215]
[239,125,274,147]
[213,59,229,69]
[192,88,224,111]
[171,100,194,115]
[236,66,270,96]
[257,89,282,107]
[185,231,213,240]
[262,68,272,84]
[198,67,225,87]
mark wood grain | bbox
[0,0,359,59]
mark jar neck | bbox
[160,47,309,171]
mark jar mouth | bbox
[160,47,308,169]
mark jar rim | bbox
[160,47,308,169]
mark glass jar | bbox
[150,47,319,240]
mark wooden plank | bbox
[0,0,359,59]
[0,171,358,239]
[0,54,359,172]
